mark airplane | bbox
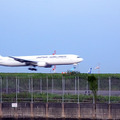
[88,68,92,74]
[0,54,83,71]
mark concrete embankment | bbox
[0,102,120,120]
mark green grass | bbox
[2,92,120,103]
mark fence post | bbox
[75,76,77,94]
[78,77,81,119]
[29,76,31,93]
[31,76,33,103]
[0,77,2,103]
[78,76,79,103]
[86,79,89,95]
[108,77,112,119]
[17,77,20,94]
[98,77,100,95]
[62,76,64,103]
[62,76,65,118]
[0,77,2,119]
[16,77,18,103]
[109,77,111,104]
[6,76,8,94]
[47,76,48,103]
[52,77,54,94]
[40,77,42,93]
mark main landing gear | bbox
[28,68,37,71]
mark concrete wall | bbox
[111,104,120,119]
[80,103,93,119]
[0,103,120,119]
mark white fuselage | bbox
[0,54,83,67]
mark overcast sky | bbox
[0,0,120,73]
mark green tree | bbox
[88,75,98,118]
[88,75,98,104]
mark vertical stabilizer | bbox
[88,68,92,74]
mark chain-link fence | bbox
[0,76,120,103]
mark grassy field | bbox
[2,92,120,103]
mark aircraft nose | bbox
[79,58,84,62]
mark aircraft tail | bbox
[88,68,92,74]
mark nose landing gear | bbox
[28,68,37,71]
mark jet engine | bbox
[37,62,47,67]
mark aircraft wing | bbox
[9,56,37,66]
